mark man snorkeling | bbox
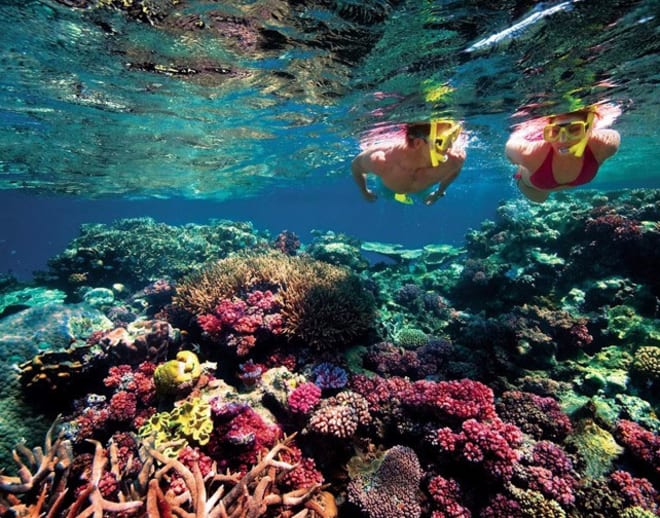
[351,120,466,205]
[506,105,620,203]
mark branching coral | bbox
[174,252,375,350]
[145,434,326,518]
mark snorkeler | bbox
[505,105,620,203]
[351,121,466,205]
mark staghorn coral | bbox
[174,251,375,350]
[144,433,326,518]
[347,445,423,518]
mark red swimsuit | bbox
[520,146,600,190]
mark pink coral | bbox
[615,419,660,476]
[107,391,137,421]
[427,475,471,517]
[198,289,284,356]
[403,378,497,422]
[288,382,322,415]
[307,390,371,439]
[433,417,522,482]
[609,470,658,512]
[347,446,422,518]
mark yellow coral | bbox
[632,346,660,381]
[138,397,213,457]
[154,350,201,396]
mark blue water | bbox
[0,0,659,278]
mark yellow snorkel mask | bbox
[543,107,596,158]
[429,120,462,166]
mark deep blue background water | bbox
[0,176,499,280]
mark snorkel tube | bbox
[566,108,596,158]
[429,120,462,166]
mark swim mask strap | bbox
[567,109,596,158]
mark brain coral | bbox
[174,252,376,349]
[632,346,660,381]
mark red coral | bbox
[207,401,282,471]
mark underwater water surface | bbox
[0,0,659,277]
[0,1,659,517]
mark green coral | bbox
[394,327,428,349]
[621,507,658,518]
[565,419,623,478]
[632,346,660,381]
[606,305,660,346]
[507,485,566,518]
[154,350,202,396]
[138,397,212,457]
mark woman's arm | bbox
[590,129,621,162]
[505,137,546,165]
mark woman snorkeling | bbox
[506,105,620,203]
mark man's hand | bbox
[362,189,377,202]
[424,190,445,205]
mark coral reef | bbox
[2,189,660,516]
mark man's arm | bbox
[424,150,465,205]
[351,151,378,201]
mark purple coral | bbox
[347,445,422,518]
[312,362,348,390]
[497,391,572,441]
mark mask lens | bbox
[567,121,586,139]
[544,124,560,142]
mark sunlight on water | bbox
[0,0,658,198]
